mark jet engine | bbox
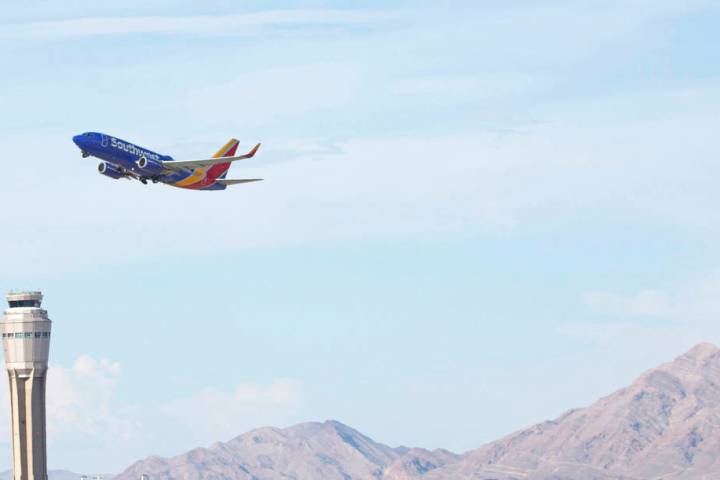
[98,162,124,179]
[136,155,164,175]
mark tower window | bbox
[8,300,40,308]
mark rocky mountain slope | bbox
[113,343,720,479]
[429,342,720,479]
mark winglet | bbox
[245,143,261,159]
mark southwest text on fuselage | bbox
[110,137,160,160]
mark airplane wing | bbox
[161,143,261,170]
[216,178,263,186]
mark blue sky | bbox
[2,0,720,472]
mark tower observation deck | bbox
[2,291,51,480]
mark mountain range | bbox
[115,343,720,479]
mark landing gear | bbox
[151,176,160,184]
[81,151,89,158]
[140,177,148,185]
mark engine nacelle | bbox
[136,155,164,175]
[98,162,124,179]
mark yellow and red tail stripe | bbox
[208,138,239,180]
[174,138,239,189]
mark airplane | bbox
[72,132,262,190]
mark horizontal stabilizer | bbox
[162,143,261,170]
[216,178,264,186]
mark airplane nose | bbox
[72,134,83,147]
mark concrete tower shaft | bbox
[2,292,51,480]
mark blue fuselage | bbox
[72,132,226,190]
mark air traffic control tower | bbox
[1,292,51,480]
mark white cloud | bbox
[582,274,720,325]
[0,355,303,472]
[46,355,136,442]
[389,74,551,107]
[556,322,636,344]
[559,273,720,357]
[583,290,673,318]
[160,379,303,443]
[0,10,392,39]
[185,64,365,124]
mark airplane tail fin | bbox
[210,138,240,179]
[214,138,240,158]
